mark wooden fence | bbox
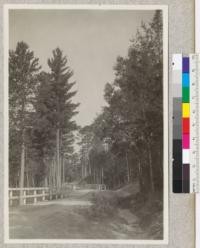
[74,184,107,190]
[9,187,63,206]
[9,184,107,206]
[63,183,107,190]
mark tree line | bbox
[9,44,79,200]
[78,10,163,194]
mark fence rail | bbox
[75,184,107,190]
[63,183,106,190]
[9,184,106,206]
[10,187,49,191]
[9,187,62,206]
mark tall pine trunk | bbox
[126,151,130,183]
[26,171,29,187]
[147,141,155,192]
[138,159,143,192]
[56,128,61,188]
[101,168,104,184]
[19,130,25,206]
[62,157,65,184]
[53,158,56,188]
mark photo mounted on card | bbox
[4,4,168,244]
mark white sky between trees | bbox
[9,9,154,127]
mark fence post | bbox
[9,187,53,205]
[34,190,37,204]
[60,189,63,199]
[49,190,52,200]
[9,190,13,206]
[42,190,45,201]
[23,190,26,205]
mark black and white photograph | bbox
[4,4,168,244]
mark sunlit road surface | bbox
[9,189,146,240]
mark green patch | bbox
[182,87,189,102]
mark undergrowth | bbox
[131,192,163,239]
[87,185,163,239]
[88,191,119,218]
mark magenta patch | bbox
[182,134,190,148]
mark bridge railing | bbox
[9,187,63,206]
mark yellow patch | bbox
[182,103,190,118]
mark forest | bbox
[9,10,163,201]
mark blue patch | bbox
[182,73,189,87]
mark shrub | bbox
[89,191,119,218]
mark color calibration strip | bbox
[182,57,190,193]
[172,54,183,193]
[173,54,200,193]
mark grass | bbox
[131,192,163,239]
[88,183,163,239]
[89,191,119,218]
[88,182,139,218]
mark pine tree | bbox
[31,72,56,186]
[86,10,163,193]
[47,48,79,188]
[9,41,41,204]
[112,10,163,193]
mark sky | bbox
[9,9,155,127]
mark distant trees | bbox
[64,152,81,182]
[9,44,79,195]
[78,10,163,194]
[78,126,94,179]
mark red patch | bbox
[182,118,189,134]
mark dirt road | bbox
[9,189,147,239]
